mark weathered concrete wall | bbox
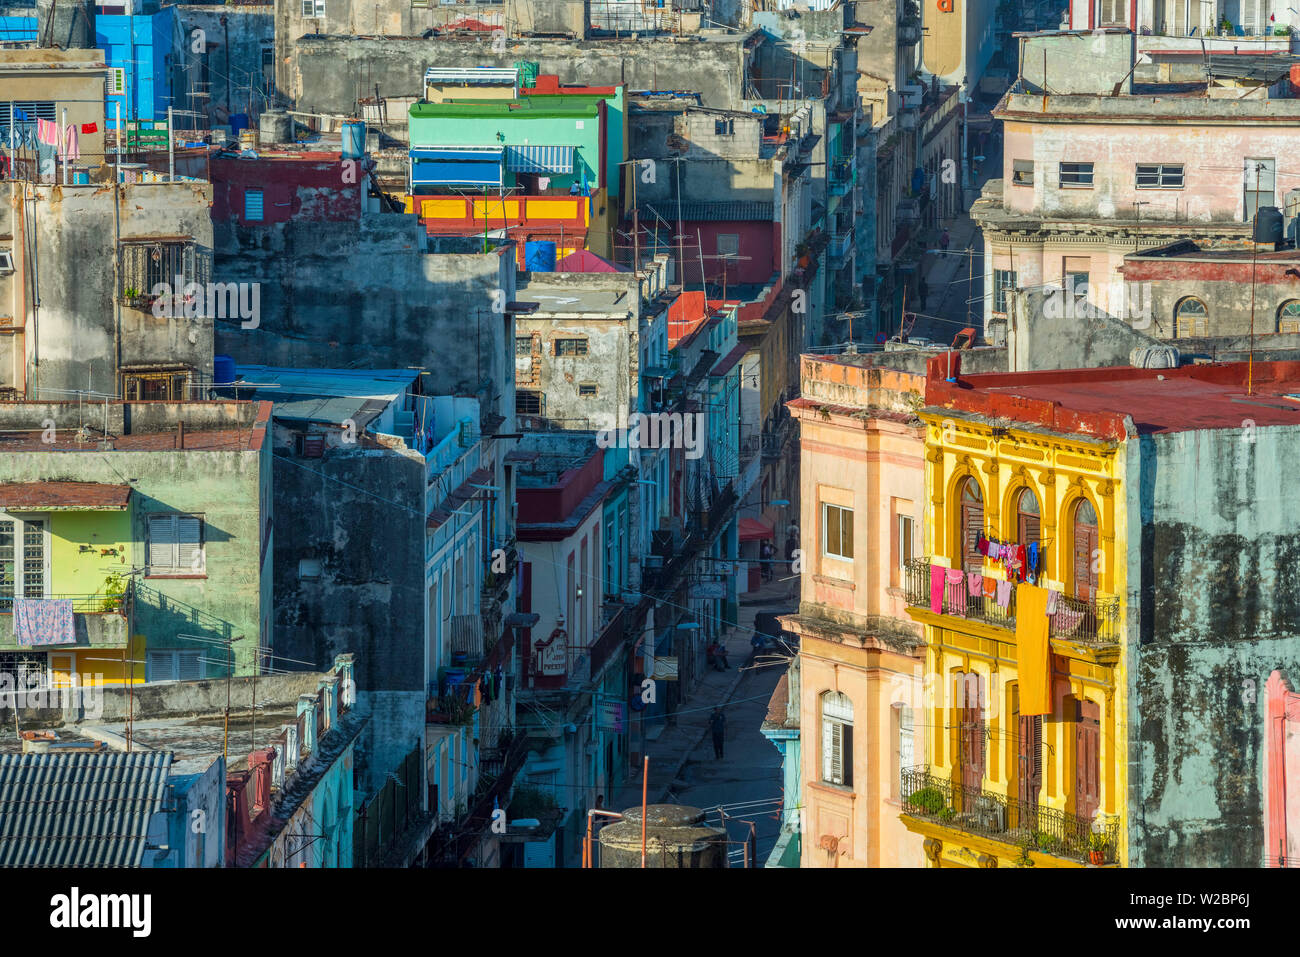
[174,6,274,125]
[1018,30,1135,95]
[287,33,752,115]
[213,214,516,408]
[1127,425,1300,866]
[1008,288,1158,371]
[1,181,215,399]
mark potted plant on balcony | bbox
[99,572,127,613]
[1088,829,1110,865]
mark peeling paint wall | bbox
[1128,425,1300,866]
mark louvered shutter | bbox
[899,705,914,772]
[149,515,177,569]
[823,716,838,783]
[148,651,174,682]
[962,503,984,575]
[177,517,202,571]
[841,723,854,787]
[177,651,202,681]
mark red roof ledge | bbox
[0,481,131,510]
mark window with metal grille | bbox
[516,390,543,415]
[1280,300,1300,333]
[516,336,533,356]
[0,101,55,145]
[0,516,47,607]
[992,269,1017,314]
[123,371,190,401]
[1058,161,1094,188]
[578,383,598,397]
[148,514,204,573]
[0,652,47,692]
[717,233,740,258]
[553,338,588,357]
[118,240,209,301]
[1136,163,1184,189]
[1011,159,1033,186]
[1174,297,1208,337]
[821,691,854,787]
[822,503,854,560]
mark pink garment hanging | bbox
[37,118,59,147]
[1045,589,1061,615]
[944,569,966,612]
[967,572,984,597]
[996,579,1012,609]
[929,564,945,614]
[63,124,79,160]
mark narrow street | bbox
[666,647,787,867]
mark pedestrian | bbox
[760,540,775,582]
[940,228,950,251]
[709,706,726,760]
[714,641,730,671]
[784,528,799,575]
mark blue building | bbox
[96,4,177,126]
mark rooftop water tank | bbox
[259,110,294,146]
[213,355,236,385]
[1254,206,1284,244]
[341,120,366,160]
[597,804,727,868]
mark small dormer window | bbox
[715,119,734,136]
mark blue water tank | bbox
[524,240,557,272]
[341,120,366,160]
[213,355,236,385]
[73,170,88,185]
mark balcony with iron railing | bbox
[900,766,1120,865]
[0,593,129,649]
[903,557,1120,650]
[761,416,795,461]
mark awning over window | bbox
[739,517,774,542]
[410,147,503,187]
[504,145,574,174]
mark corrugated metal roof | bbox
[642,201,775,222]
[0,482,130,510]
[0,751,173,867]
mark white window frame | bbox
[1058,161,1095,188]
[148,513,205,574]
[0,513,50,602]
[822,503,854,561]
[301,0,325,17]
[897,513,914,576]
[1135,163,1184,190]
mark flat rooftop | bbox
[517,279,636,316]
[227,366,415,426]
[928,360,1300,436]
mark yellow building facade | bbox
[900,409,1129,868]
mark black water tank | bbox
[1254,206,1284,244]
[597,804,728,868]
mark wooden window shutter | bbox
[177,516,202,571]
[823,718,838,783]
[841,723,854,787]
[149,515,177,569]
[962,503,984,573]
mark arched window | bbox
[1174,297,1208,338]
[1072,498,1100,600]
[1016,487,1040,555]
[959,477,984,574]
[821,691,854,787]
[1279,300,1300,334]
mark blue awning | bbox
[410,147,503,187]
[505,145,574,174]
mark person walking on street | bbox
[940,228,950,251]
[760,540,775,582]
[784,526,799,576]
[709,707,726,760]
